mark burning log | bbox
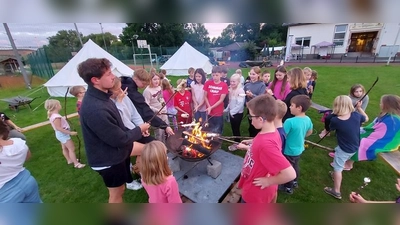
[181,139,211,156]
[182,131,210,144]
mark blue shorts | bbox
[0,169,42,203]
[55,131,71,144]
[333,146,355,172]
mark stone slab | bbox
[168,149,243,203]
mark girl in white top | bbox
[0,122,42,202]
[191,68,207,124]
[224,73,245,143]
[143,73,169,142]
[44,99,85,169]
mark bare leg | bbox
[107,185,125,203]
[333,171,342,193]
[64,140,80,165]
[61,143,71,164]
[345,160,354,169]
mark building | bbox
[284,23,400,60]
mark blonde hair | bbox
[44,99,61,118]
[287,67,307,90]
[229,74,243,99]
[69,86,85,97]
[176,79,186,91]
[380,94,400,116]
[275,100,287,119]
[303,67,312,74]
[332,95,354,116]
[133,69,151,84]
[140,141,172,185]
[235,69,242,75]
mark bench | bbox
[379,151,400,175]
[311,102,331,113]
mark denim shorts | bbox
[333,146,355,172]
[0,169,42,203]
[55,130,71,144]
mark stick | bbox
[217,136,240,144]
[305,140,334,151]
[148,90,178,123]
[220,136,252,140]
[182,131,210,144]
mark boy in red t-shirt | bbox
[174,79,192,124]
[203,66,229,134]
[236,94,296,203]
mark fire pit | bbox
[166,126,222,163]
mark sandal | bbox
[328,152,335,158]
[318,130,330,139]
[330,162,352,171]
[324,187,342,199]
[74,163,86,169]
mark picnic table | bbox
[244,60,273,68]
[1,96,38,111]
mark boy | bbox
[78,58,150,203]
[281,95,313,194]
[275,100,287,153]
[69,85,86,114]
[186,67,195,88]
[121,69,174,137]
[221,66,231,122]
[236,94,296,203]
[203,66,229,134]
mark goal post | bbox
[133,53,158,68]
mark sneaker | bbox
[293,181,298,189]
[126,180,143,190]
[285,187,293,194]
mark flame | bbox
[187,122,211,149]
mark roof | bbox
[282,23,316,27]
[0,56,17,63]
[312,41,335,47]
[218,42,246,51]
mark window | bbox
[333,24,347,46]
[295,37,311,47]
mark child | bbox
[224,73,245,144]
[143,73,169,142]
[262,70,271,88]
[161,79,178,130]
[44,99,85,169]
[69,85,86,114]
[267,66,291,101]
[235,68,245,86]
[174,79,192,124]
[281,95,313,194]
[0,122,42,203]
[244,66,266,137]
[303,67,313,97]
[0,112,26,140]
[275,100,288,153]
[236,94,296,203]
[191,68,207,124]
[349,178,400,203]
[141,141,182,203]
[309,70,318,99]
[186,67,195,88]
[349,84,369,112]
[282,67,308,122]
[204,66,229,134]
[324,95,368,200]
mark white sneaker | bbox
[126,180,143,190]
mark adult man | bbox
[78,58,150,203]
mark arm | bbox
[25,149,31,161]
[229,92,245,116]
[356,104,369,123]
[306,129,313,137]
[143,89,159,113]
[361,95,369,111]
[123,96,144,126]
[53,118,76,135]
[203,90,210,108]
[253,166,296,189]
[5,119,22,132]
[209,94,226,110]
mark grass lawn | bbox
[1,65,399,203]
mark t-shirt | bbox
[283,116,313,156]
[203,80,229,116]
[277,127,286,153]
[237,131,291,203]
[49,113,70,131]
[330,112,366,153]
[0,138,28,189]
[268,80,291,101]
[186,77,194,88]
[190,83,206,112]
[162,90,175,109]
[174,90,192,115]
[142,175,182,203]
[76,100,82,114]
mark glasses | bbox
[247,114,259,119]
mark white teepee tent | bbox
[44,39,134,97]
[160,42,212,76]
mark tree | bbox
[82,32,118,49]
[47,30,81,51]
[184,23,211,47]
[259,23,287,47]
[212,23,261,46]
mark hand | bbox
[241,139,253,145]
[15,126,23,132]
[349,192,367,203]
[116,87,127,103]
[70,131,78,136]
[355,101,362,109]
[206,107,212,114]
[309,86,313,93]
[236,143,250,151]
[266,89,273,95]
[142,130,150,137]
[139,122,150,133]
[165,127,175,136]
[253,174,271,189]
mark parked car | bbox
[152,55,170,64]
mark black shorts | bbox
[96,157,133,188]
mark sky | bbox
[0,23,230,49]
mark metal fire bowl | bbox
[166,129,222,162]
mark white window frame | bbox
[295,37,311,47]
[333,24,347,46]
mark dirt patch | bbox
[0,75,45,89]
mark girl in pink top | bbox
[44,99,85,169]
[267,66,291,100]
[141,141,182,203]
[162,79,178,130]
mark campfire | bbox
[166,121,222,162]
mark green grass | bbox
[1,65,399,203]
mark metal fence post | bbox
[340,55,343,63]
[373,55,376,63]
[356,56,358,63]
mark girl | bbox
[349,84,369,112]
[235,68,245,86]
[174,79,192,124]
[309,70,318,99]
[44,99,85,169]
[344,94,400,169]
[143,73,169,142]
[262,70,271,88]
[303,67,313,97]
[141,141,182,203]
[161,79,178,130]
[324,95,368,200]
[224,73,245,144]
[0,122,42,203]
[282,67,308,122]
[191,68,207,124]
[244,66,266,137]
[267,66,291,100]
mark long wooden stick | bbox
[305,140,334,151]
[217,136,240,144]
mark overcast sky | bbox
[0,23,230,49]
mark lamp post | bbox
[99,23,107,51]
[131,34,138,65]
